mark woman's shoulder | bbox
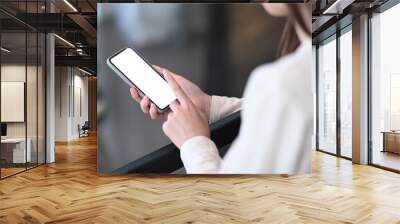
[247,40,312,93]
[242,40,313,113]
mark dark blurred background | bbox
[97,3,286,173]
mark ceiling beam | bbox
[12,13,82,32]
[67,13,97,44]
[312,15,335,33]
[55,55,96,73]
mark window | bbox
[370,2,400,171]
[339,29,352,158]
[317,37,337,154]
[312,45,317,150]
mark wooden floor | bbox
[372,150,400,171]
[1,135,400,223]
[1,163,45,178]
[1,167,26,178]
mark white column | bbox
[45,1,58,163]
[46,32,55,163]
[352,14,369,164]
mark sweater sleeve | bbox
[209,96,242,124]
[179,96,241,174]
[180,136,221,174]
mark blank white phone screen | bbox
[110,48,177,109]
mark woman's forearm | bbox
[209,96,242,124]
[180,136,222,173]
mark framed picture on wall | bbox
[1,81,25,122]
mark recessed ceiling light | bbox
[63,0,78,12]
[54,34,75,48]
[77,67,93,76]
[1,47,11,53]
[323,0,354,15]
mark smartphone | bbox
[107,48,177,111]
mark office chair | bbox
[79,121,90,138]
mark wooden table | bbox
[382,131,400,154]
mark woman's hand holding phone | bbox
[161,71,210,148]
[129,65,211,121]
[129,65,211,148]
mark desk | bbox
[1,138,31,164]
[382,131,400,154]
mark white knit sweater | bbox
[180,40,313,174]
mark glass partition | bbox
[27,31,38,169]
[0,1,46,179]
[1,31,28,177]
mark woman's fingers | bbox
[163,69,190,105]
[149,103,160,119]
[153,65,173,77]
[169,100,180,112]
[152,65,164,75]
[140,96,150,114]
[130,87,141,103]
[134,66,192,119]
[161,112,169,121]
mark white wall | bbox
[55,67,89,141]
[72,73,89,138]
[1,65,26,135]
[55,67,69,141]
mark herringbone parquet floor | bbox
[1,135,400,223]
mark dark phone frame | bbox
[107,47,175,111]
